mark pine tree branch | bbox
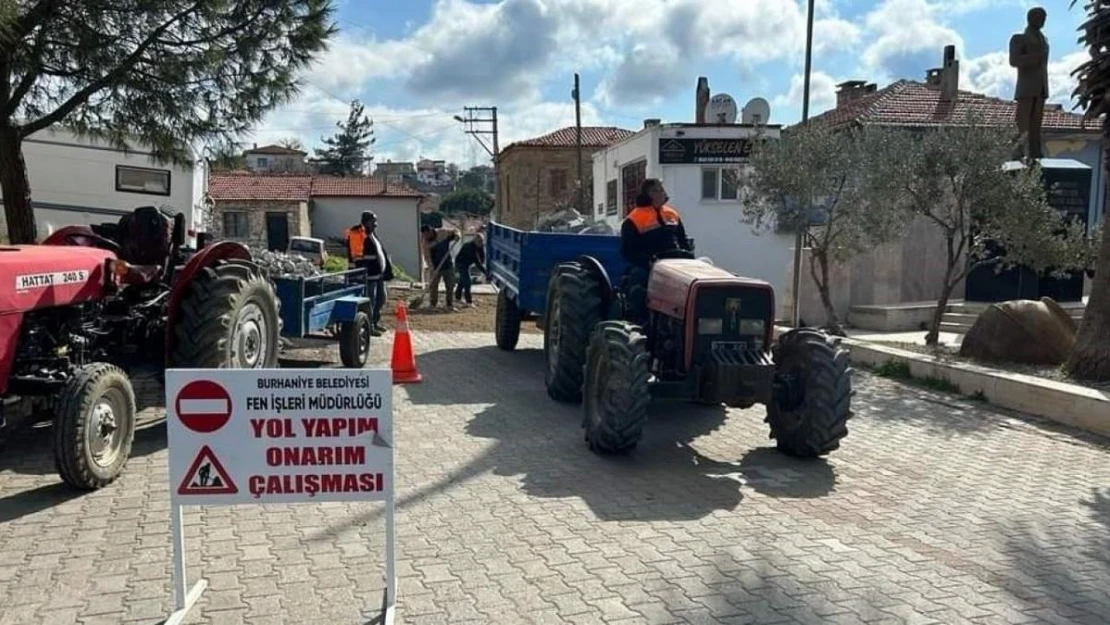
[18,1,204,139]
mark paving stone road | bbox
[1,332,1109,625]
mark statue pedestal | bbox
[964,158,1092,303]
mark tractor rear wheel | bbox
[582,321,651,454]
[766,328,852,457]
[494,288,522,351]
[339,311,372,368]
[172,259,281,369]
[544,262,603,403]
[53,363,137,490]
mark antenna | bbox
[741,97,772,125]
[706,94,738,124]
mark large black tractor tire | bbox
[53,363,137,490]
[339,311,372,368]
[766,328,852,458]
[494,288,522,351]
[172,259,281,369]
[582,321,651,454]
[544,262,604,403]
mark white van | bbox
[287,236,328,266]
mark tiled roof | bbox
[504,126,636,151]
[244,144,306,155]
[311,176,424,198]
[806,80,1095,132]
[209,173,312,201]
[208,173,424,201]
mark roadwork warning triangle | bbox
[177,445,237,496]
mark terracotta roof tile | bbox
[806,80,1095,132]
[504,126,635,151]
[208,173,312,201]
[310,176,424,198]
[208,173,424,201]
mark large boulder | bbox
[958,297,1077,365]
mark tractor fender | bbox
[575,254,615,313]
[164,241,252,353]
[41,225,121,253]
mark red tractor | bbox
[0,206,281,489]
[542,251,852,457]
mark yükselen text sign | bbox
[167,369,393,505]
[163,368,396,625]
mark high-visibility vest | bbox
[624,205,681,233]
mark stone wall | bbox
[783,215,958,326]
[212,199,309,248]
[498,147,598,229]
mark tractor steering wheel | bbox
[654,248,696,261]
[65,232,121,254]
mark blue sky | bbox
[248,0,1091,169]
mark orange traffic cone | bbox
[391,302,423,384]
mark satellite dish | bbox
[706,93,738,124]
[742,97,772,125]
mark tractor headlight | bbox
[739,319,765,335]
[698,318,723,334]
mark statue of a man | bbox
[1009,7,1049,161]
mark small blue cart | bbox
[272,268,372,368]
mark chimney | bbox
[940,44,958,100]
[695,76,710,124]
[926,45,959,100]
[252,142,257,149]
[836,81,877,108]
[643,118,661,129]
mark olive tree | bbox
[740,124,906,335]
[868,120,1092,346]
[0,0,336,243]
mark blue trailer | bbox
[485,221,628,347]
[272,268,373,368]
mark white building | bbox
[592,120,793,302]
[0,127,207,243]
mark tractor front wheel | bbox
[766,328,852,457]
[53,363,137,490]
[494,288,522,351]
[545,262,603,403]
[582,321,651,454]
[172,259,281,369]
[339,311,372,368]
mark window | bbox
[701,167,740,200]
[116,165,171,196]
[256,157,269,168]
[701,169,718,200]
[549,169,567,196]
[621,160,646,213]
[222,211,249,238]
[606,179,618,216]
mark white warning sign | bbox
[15,270,89,290]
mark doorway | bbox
[265,212,290,251]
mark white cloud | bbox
[963,49,1088,108]
[247,85,606,169]
[773,71,840,116]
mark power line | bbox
[454,106,500,218]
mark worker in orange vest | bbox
[346,211,393,335]
[620,178,693,322]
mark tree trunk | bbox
[1065,226,1110,380]
[0,126,36,244]
[809,250,844,336]
[927,282,957,347]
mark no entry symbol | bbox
[175,380,232,433]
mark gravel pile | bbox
[249,247,327,280]
[535,208,615,235]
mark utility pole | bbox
[455,106,500,220]
[790,0,816,329]
[572,73,583,212]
